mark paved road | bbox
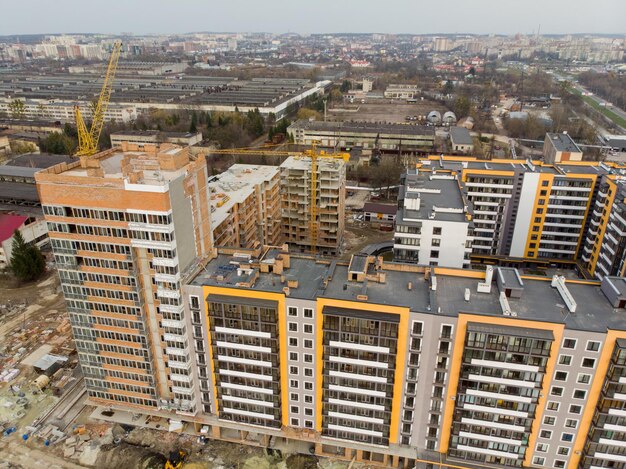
[553,73,626,133]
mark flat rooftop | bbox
[45,144,191,186]
[290,120,435,137]
[280,155,345,172]
[208,164,279,227]
[399,170,469,223]
[188,249,626,333]
[546,132,582,153]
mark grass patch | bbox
[572,88,626,129]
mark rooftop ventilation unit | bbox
[551,275,577,313]
[477,266,494,293]
[499,291,513,316]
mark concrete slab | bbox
[20,344,53,367]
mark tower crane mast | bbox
[207,143,348,254]
[74,41,122,157]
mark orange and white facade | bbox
[36,143,213,415]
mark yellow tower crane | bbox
[207,143,349,254]
[74,41,122,157]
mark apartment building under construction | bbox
[208,164,281,249]
[36,142,213,415]
[280,156,346,256]
[35,139,626,468]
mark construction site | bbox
[0,272,364,469]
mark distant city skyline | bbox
[1,0,625,36]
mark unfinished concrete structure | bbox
[36,142,213,415]
[279,156,346,256]
[208,164,281,249]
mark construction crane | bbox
[207,143,349,254]
[74,41,122,157]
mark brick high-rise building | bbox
[36,143,213,415]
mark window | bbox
[536,443,548,453]
[533,457,545,466]
[577,374,591,384]
[542,180,549,187]
[290,406,299,414]
[290,393,298,401]
[289,366,298,375]
[412,322,423,335]
[547,401,560,411]
[305,408,313,416]
[543,416,556,425]
[304,395,313,403]
[289,352,298,361]
[586,341,601,352]
[540,430,552,439]
[555,371,568,381]
[291,418,299,426]
[430,250,439,258]
[433,227,442,235]
[561,433,574,442]
[432,238,441,247]
[304,382,313,390]
[558,355,572,365]
[304,368,313,377]
[303,308,313,318]
[565,419,578,428]
[288,307,298,317]
[304,324,313,334]
[563,338,577,349]
[554,461,565,469]
[289,337,298,347]
[290,380,298,388]
[557,447,570,456]
[573,389,586,400]
[305,420,313,429]
[289,323,298,332]
[304,354,313,363]
[304,339,313,349]
[550,387,563,397]
[582,358,596,368]
[569,405,582,415]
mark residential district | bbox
[0,30,626,469]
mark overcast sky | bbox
[1,0,625,36]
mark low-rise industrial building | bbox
[363,202,396,225]
[110,130,203,148]
[384,84,419,99]
[449,126,474,154]
[288,120,435,153]
[543,132,583,163]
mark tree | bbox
[38,132,76,155]
[340,80,352,93]
[454,96,471,118]
[8,99,26,119]
[296,108,322,121]
[443,80,454,96]
[9,230,45,283]
[189,111,198,133]
[369,158,405,199]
